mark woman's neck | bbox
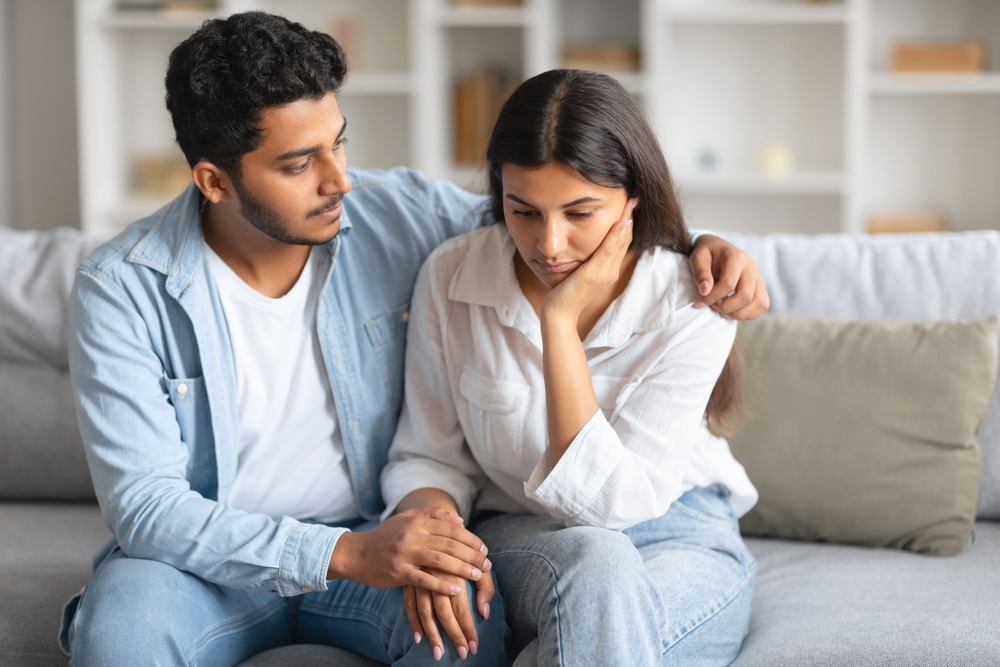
[515,250,639,341]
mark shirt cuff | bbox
[524,410,625,522]
[380,459,479,523]
[277,522,346,596]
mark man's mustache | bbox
[307,196,344,218]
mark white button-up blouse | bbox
[381,224,757,531]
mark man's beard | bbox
[232,178,342,246]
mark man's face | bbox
[228,92,352,246]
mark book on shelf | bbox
[563,45,640,73]
[453,69,517,166]
[867,213,948,235]
[892,41,988,74]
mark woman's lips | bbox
[534,260,576,274]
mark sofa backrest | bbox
[724,230,1000,519]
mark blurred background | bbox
[1,0,998,238]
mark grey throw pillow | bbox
[728,315,999,556]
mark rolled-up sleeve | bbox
[524,306,737,530]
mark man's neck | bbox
[201,200,313,298]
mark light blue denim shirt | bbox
[68,167,486,596]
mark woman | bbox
[381,69,758,666]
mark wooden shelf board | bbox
[340,72,413,96]
[668,4,849,26]
[99,11,219,30]
[870,73,1000,95]
[677,170,845,195]
[439,6,529,27]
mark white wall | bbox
[7,0,80,231]
[0,0,11,230]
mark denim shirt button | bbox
[177,383,188,396]
[302,586,312,593]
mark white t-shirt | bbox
[204,242,357,523]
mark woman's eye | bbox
[335,137,349,150]
[512,209,539,217]
[567,211,593,219]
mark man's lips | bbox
[309,198,343,220]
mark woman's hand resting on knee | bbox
[396,488,496,660]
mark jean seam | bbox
[661,563,755,652]
[491,549,565,667]
[671,501,736,529]
[189,599,289,667]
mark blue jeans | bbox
[471,487,755,667]
[61,520,509,667]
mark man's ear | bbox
[192,160,233,204]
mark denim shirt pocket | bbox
[165,376,214,474]
[364,302,411,406]
[459,367,531,475]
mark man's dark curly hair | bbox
[165,11,347,174]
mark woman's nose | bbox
[539,218,566,257]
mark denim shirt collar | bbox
[122,182,351,296]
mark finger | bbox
[404,507,465,525]
[713,275,756,316]
[723,290,769,321]
[420,531,490,571]
[422,521,488,559]
[699,257,740,308]
[435,590,472,659]
[407,567,464,597]
[475,572,495,619]
[417,587,444,661]
[689,246,715,308]
[404,585,424,645]
[415,544,487,582]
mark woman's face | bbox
[502,162,629,290]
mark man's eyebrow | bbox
[272,117,348,163]
[505,194,601,208]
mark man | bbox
[61,12,769,667]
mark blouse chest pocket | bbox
[459,368,531,475]
[165,376,214,474]
[364,302,410,406]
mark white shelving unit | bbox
[75,0,1000,236]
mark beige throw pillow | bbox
[729,315,1000,556]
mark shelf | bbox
[870,73,1000,96]
[439,6,529,27]
[610,72,645,96]
[676,170,845,195]
[341,72,413,96]
[667,4,849,26]
[99,10,218,30]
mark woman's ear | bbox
[192,161,233,204]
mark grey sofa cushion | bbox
[0,362,93,501]
[0,226,103,370]
[732,521,1000,667]
[724,231,1000,519]
[0,503,110,666]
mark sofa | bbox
[1,225,998,667]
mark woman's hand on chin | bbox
[541,197,637,326]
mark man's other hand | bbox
[327,508,492,596]
[690,234,770,320]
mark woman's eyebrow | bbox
[505,194,601,208]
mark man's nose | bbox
[319,154,352,196]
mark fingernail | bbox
[450,584,462,595]
[470,567,482,579]
[480,544,488,555]
[433,645,444,661]
[414,632,422,644]
[469,641,478,655]
[458,646,468,660]
[699,280,711,295]
[693,301,703,309]
[482,557,492,571]
[483,602,490,620]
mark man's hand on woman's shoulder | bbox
[689,234,770,321]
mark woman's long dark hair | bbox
[485,69,743,434]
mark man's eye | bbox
[286,161,310,174]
